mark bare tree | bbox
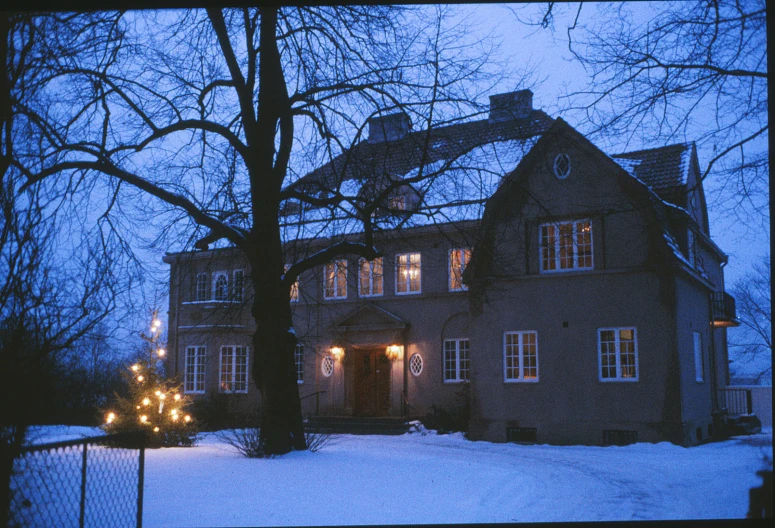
[521,0,767,225]
[729,257,771,384]
[14,6,511,454]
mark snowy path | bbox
[138,430,771,526]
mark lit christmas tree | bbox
[102,311,196,447]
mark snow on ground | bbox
[29,426,772,526]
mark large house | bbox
[163,90,742,446]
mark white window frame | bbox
[219,345,249,394]
[232,269,244,302]
[503,331,539,382]
[295,344,304,384]
[321,356,334,377]
[195,273,209,301]
[323,260,348,300]
[598,327,639,382]
[449,248,471,292]
[539,219,593,273]
[212,270,229,301]
[443,338,470,383]
[185,346,206,394]
[358,257,384,297]
[693,331,704,383]
[396,253,422,295]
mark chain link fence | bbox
[6,432,145,528]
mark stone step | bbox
[305,416,410,435]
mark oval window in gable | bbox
[553,153,571,180]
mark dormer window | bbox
[196,273,209,301]
[388,194,406,211]
[540,219,593,272]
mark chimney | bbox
[488,89,533,123]
[368,112,412,143]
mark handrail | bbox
[300,390,327,402]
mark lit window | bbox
[196,273,209,301]
[388,195,406,211]
[213,271,229,301]
[359,257,383,297]
[295,344,304,383]
[443,339,470,382]
[324,260,347,300]
[693,331,704,382]
[540,219,592,272]
[504,331,538,382]
[220,346,248,393]
[396,253,421,294]
[233,270,244,302]
[449,248,471,291]
[185,346,206,393]
[286,265,299,302]
[598,328,638,381]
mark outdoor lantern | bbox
[330,346,345,361]
[386,345,403,361]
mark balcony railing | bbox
[717,388,752,415]
[711,291,740,327]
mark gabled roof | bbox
[611,142,695,201]
[295,110,555,190]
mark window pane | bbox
[523,332,537,379]
[409,253,421,292]
[233,270,244,301]
[295,344,304,382]
[459,340,470,381]
[619,331,636,378]
[599,331,617,379]
[576,221,592,268]
[235,346,248,392]
[336,261,347,297]
[541,225,556,271]
[397,255,408,293]
[444,340,457,381]
[559,223,574,269]
[372,258,383,295]
[504,333,518,380]
[196,273,209,301]
[220,346,233,392]
[359,259,371,295]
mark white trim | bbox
[448,248,471,292]
[295,343,304,384]
[323,260,348,300]
[597,327,639,382]
[395,253,422,295]
[553,153,571,179]
[409,353,424,376]
[182,301,242,306]
[503,331,539,383]
[358,257,384,298]
[195,272,209,302]
[184,346,206,394]
[539,219,594,273]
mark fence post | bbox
[79,443,88,528]
[137,441,145,528]
[746,390,753,415]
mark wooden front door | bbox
[354,348,391,416]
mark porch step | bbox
[305,416,410,435]
[723,414,762,436]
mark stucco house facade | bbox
[163,90,740,446]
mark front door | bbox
[354,348,391,416]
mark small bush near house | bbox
[305,429,334,453]
[423,384,470,434]
[216,424,265,458]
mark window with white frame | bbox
[388,194,406,211]
[598,328,638,381]
[185,346,206,393]
[693,331,704,382]
[324,260,347,299]
[540,219,593,272]
[449,248,471,291]
[443,339,470,382]
[359,257,383,297]
[220,346,248,393]
[295,344,304,383]
[196,273,209,301]
[233,270,244,301]
[285,265,299,302]
[396,253,421,294]
[213,271,229,301]
[504,331,538,381]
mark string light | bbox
[157,348,166,357]
[140,415,148,423]
[184,415,191,423]
[174,394,181,401]
[106,413,115,424]
[131,365,140,372]
[143,398,150,406]
[137,375,144,382]
[159,393,166,400]
[153,427,160,433]
[155,390,162,396]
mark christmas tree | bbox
[102,312,196,447]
